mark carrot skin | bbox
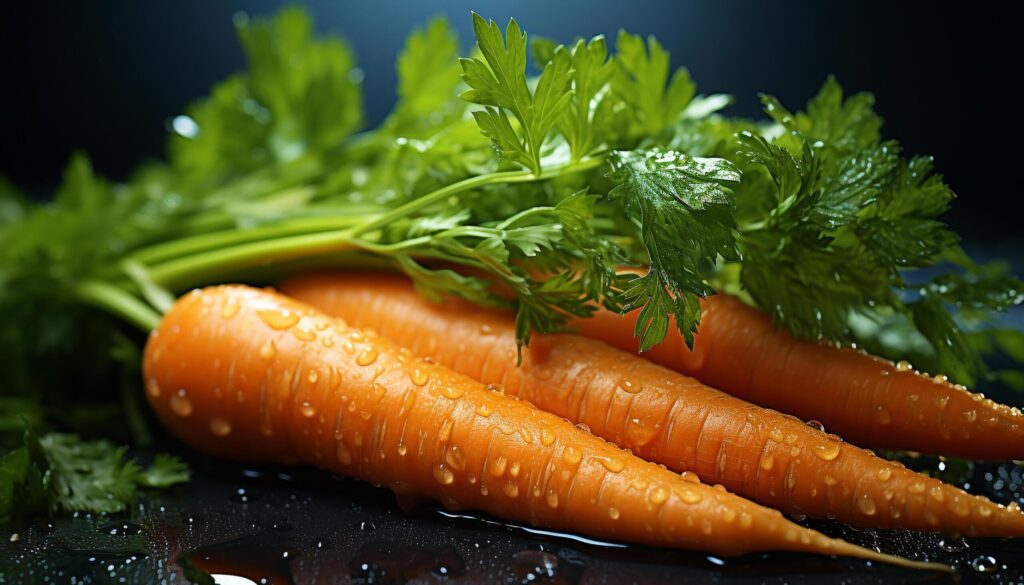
[575,292,1024,461]
[144,285,942,569]
[281,272,1024,537]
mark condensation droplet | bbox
[895,360,913,372]
[873,406,892,425]
[257,308,300,330]
[146,379,161,398]
[440,385,465,400]
[596,456,625,473]
[433,465,455,485]
[607,507,620,520]
[222,297,240,318]
[876,467,892,482]
[490,456,508,477]
[356,348,379,366]
[812,443,840,461]
[680,488,702,504]
[759,455,775,471]
[259,340,277,359]
[397,443,407,456]
[292,326,316,341]
[299,402,317,418]
[475,404,493,418]
[680,471,700,484]
[546,490,559,508]
[209,417,232,436]
[503,481,519,498]
[562,447,582,465]
[858,494,877,516]
[439,420,453,442]
[307,370,319,384]
[170,389,193,417]
[337,442,352,465]
[410,368,429,387]
[445,445,467,471]
[617,379,640,393]
[649,487,669,505]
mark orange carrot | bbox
[281,271,1024,536]
[142,285,940,568]
[571,292,1024,460]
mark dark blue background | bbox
[1,1,1015,248]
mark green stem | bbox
[347,157,605,237]
[75,281,162,331]
[128,213,380,266]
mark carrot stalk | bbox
[572,293,1024,461]
[144,285,942,569]
[281,272,1024,536]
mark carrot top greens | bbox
[0,7,1022,514]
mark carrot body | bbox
[142,286,935,568]
[572,293,1024,460]
[281,272,1024,536]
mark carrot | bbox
[281,271,1024,536]
[143,285,942,569]
[571,292,1024,460]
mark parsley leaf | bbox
[461,13,574,174]
[611,32,695,141]
[607,148,740,349]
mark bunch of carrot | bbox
[137,269,1024,573]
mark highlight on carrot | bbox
[572,292,1024,461]
[143,285,945,570]
[280,271,1024,536]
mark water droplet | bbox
[209,417,232,436]
[812,443,840,461]
[965,410,978,422]
[617,379,640,393]
[950,495,970,517]
[680,488,703,504]
[562,447,582,465]
[873,406,892,425]
[739,512,753,529]
[146,379,161,398]
[480,485,489,496]
[475,404,493,418]
[546,490,559,508]
[221,297,240,318]
[433,465,455,485]
[485,383,504,395]
[337,442,352,465]
[680,471,700,484]
[909,481,926,494]
[971,556,997,573]
[356,348,379,366]
[823,475,838,486]
[299,402,317,418]
[624,417,659,447]
[938,396,950,408]
[876,467,892,482]
[722,508,736,523]
[509,461,521,477]
[607,507,620,520]
[503,481,520,498]
[857,494,877,516]
[439,420,453,442]
[445,445,467,471]
[929,486,945,503]
[307,370,319,384]
[649,487,669,505]
[410,368,429,387]
[895,360,913,372]
[466,473,477,484]
[490,456,508,477]
[440,385,465,400]
[759,455,775,471]
[257,308,300,330]
[596,456,625,473]
[259,340,277,359]
[978,506,993,518]
[933,374,948,384]
[768,428,784,442]
[397,443,407,456]
[805,419,825,432]
[170,389,193,417]
[479,324,493,335]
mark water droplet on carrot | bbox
[607,507,620,520]
[978,506,992,518]
[299,402,317,418]
[596,456,625,473]
[466,473,477,484]
[209,417,232,436]
[146,379,161,398]
[307,370,319,384]
[617,379,640,393]
[259,340,277,359]
[649,487,669,505]
[485,383,504,395]
[546,490,559,508]
[930,486,945,502]
[170,390,193,417]
[433,465,455,485]
[965,410,978,422]
[479,324,493,335]
[257,308,300,330]
[909,481,926,493]
[950,496,970,517]
[624,417,659,447]
[440,385,465,400]
[858,494,877,516]
[680,471,700,484]
[445,445,467,471]
[221,297,240,318]
[480,485,489,496]
[759,455,775,471]
[562,447,582,465]
[517,428,532,444]
[823,475,838,486]
[722,508,737,523]
[1009,502,1021,513]
[933,374,948,384]
[292,325,316,341]
[540,427,555,446]
[680,488,702,504]
[768,428,784,442]
[812,443,840,461]
[876,467,892,482]
[314,320,329,331]
[356,348,378,366]
[509,461,521,477]
[873,406,892,425]
[353,432,363,447]
[739,512,753,529]
[410,368,429,387]
[701,519,713,535]
[490,456,508,477]
[503,481,519,498]
[439,420,453,442]
[475,404,493,418]
[399,390,417,417]
[336,442,352,465]
[895,360,913,372]
[397,444,407,456]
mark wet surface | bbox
[2,449,1023,584]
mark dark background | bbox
[0,1,1015,249]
